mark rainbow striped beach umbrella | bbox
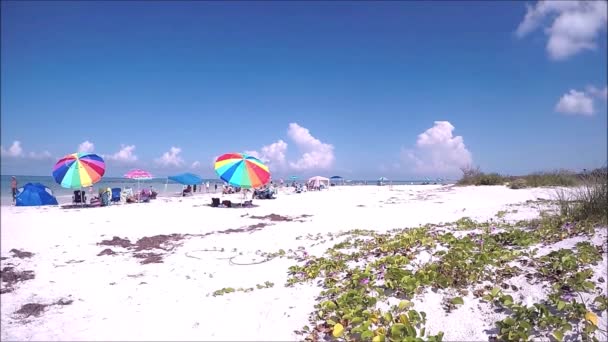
[52,153,106,189]
[214,153,270,189]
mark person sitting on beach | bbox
[183,185,192,196]
[10,176,17,203]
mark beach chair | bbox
[211,197,220,207]
[122,188,134,202]
[72,190,86,204]
[111,188,121,204]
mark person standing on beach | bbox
[10,176,17,203]
[206,181,210,193]
[214,183,217,193]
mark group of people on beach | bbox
[183,181,218,196]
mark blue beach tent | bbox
[15,183,59,206]
[167,172,203,185]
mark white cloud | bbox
[105,145,138,163]
[28,151,52,160]
[245,140,289,170]
[516,0,608,60]
[247,123,335,172]
[1,140,54,160]
[555,89,595,115]
[287,123,335,171]
[156,147,184,167]
[586,85,608,100]
[0,141,24,158]
[402,121,472,176]
[78,140,95,153]
[191,161,201,169]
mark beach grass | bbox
[456,166,599,189]
[456,166,507,186]
[554,167,608,225]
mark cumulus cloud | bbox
[516,0,608,60]
[105,145,138,163]
[191,161,201,169]
[247,123,335,172]
[586,85,608,100]
[555,89,595,115]
[245,140,289,169]
[287,123,335,171]
[78,140,95,153]
[156,147,184,167]
[28,151,53,160]
[402,121,472,176]
[1,141,52,160]
[0,141,24,158]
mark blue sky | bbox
[1,1,606,179]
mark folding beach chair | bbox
[72,190,86,204]
[111,188,122,204]
[211,197,220,207]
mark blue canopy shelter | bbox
[15,183,59,206]
[330,175,344,186]
[165,172,204,195]
[168,172,203,185]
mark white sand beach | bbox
[1,185,606,341]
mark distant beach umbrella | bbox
[214,152,270,189]
[378,177,388,181]
[290,175,298,180]
[52,153,105,189]
[124,169,153,180]
[124,169,153,202]
[16,183,59,206]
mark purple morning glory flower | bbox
[360,278,369,285]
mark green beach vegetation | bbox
[456,166,607,190]
[281,167,607,341]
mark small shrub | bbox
[522,170,578,188]
[478,173,506,185]
[457,166,507,186]
[457,165,483,185]
[509,178,528,189]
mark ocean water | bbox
[0,175,451,206]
